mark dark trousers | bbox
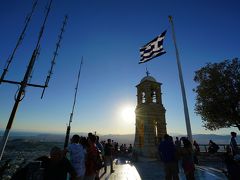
[104,156,113,172]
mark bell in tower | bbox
[134,73,167,158]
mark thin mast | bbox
[168,16,193,142]
[0,0,53,161]
[41,15,68,98]
[64,57,83,148]
[0,0,38,84]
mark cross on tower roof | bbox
[146,67,150,76]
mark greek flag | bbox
[139,30,167,64]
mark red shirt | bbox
[85,143,98,176]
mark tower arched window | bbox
[155,121,158,145]
[141,92,146,103]
[151,90,157,103]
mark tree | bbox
[193,58,240,131]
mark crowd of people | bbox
[55,132,129,180]
[12,132,132,180]
[158,131,240,180]
[12,131,239,180]
[158,135,196,180]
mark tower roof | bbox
[140,75,156,83]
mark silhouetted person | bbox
[175,137,181,148]
[208,140,219,154]
[67,134,86,180]
[192,140,199,153]
[181,138,195,180]
[114,142,119,155]
[192,140,200,165]
[128,144,133,154]
[224,145,240,180]
[85,134,98,180]
[95,135,104,180]
[230,132,239,156]
[104,139,114,173]
[80,136,88,149]
[44,146,76,180]
[159,134,179,180]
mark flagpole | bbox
[168,16,193,142]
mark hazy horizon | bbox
[2,130,238,146]
[0,128,235,136]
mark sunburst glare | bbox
[121,106,135,123]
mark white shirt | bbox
[68,143,86,177]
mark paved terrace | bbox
[99,157,227,180]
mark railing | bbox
[198,144,240,153]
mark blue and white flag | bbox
[139,30,167,64]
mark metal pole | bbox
[0,0,52,161]
[64,57,83,148]
[168,16,193,142]
[0,0,38,84]
[41,15,68,99]
[0,48,39,160]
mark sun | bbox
[121,106,135,122]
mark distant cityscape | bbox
[0,130,238,144]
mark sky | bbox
[0,0,240,136]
